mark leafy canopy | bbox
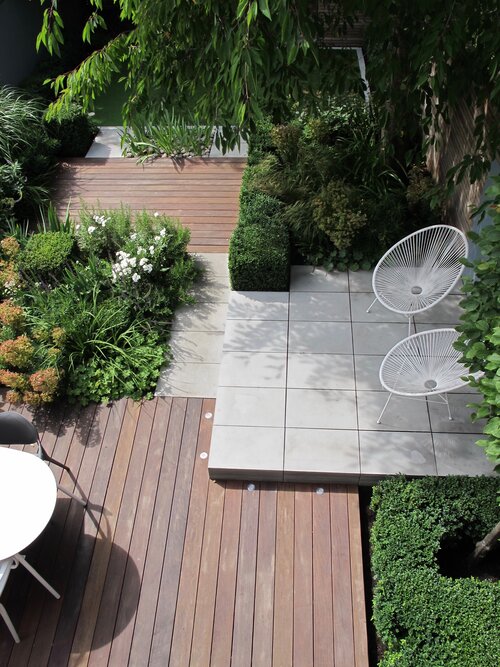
[37,0,499,176]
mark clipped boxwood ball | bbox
[21,231,74,274]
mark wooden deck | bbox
[0,397,369,667]
[54,158,246,253]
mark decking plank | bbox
[127,397,187,666]
[312,486,335,667]
[210,481,243,667]
[168,400,214,667]
[331,485,356,667]
[273,484,295,667]
[252,483,277,667]
[231,481,259,667]
[294,486,314,667]
[87,399,156,667]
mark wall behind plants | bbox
[0,0,42,85]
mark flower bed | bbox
[0,207,197,405]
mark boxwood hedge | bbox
[229,181,290,291]
[370,476,500,667]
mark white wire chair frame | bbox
[367,225,468,335]
[377,327,480,424]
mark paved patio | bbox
[209,266,496,483]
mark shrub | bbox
[75,206,131,257]
[44,103,99,157]
[455,176,500,469]
[312,179,367,251]
[229,221,290,291]
[370,476,500,667]
[0,335,34,369]
[20,231,74,274]
[0,300,25,329]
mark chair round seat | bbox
[379,328,471,397]
[372,224,468,315]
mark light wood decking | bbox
[0,397,369,667]
[54,158,246,253]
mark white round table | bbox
[0,448,57,560]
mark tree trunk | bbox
[467,520,500,569]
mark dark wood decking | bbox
[0,397,369,667]
[54,158,246,253]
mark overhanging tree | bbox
[37,0,499,178]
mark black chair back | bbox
[0,412,39,446]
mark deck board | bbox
[54,157,246,253]
[0,397,369,667]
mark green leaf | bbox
[258,0,271,20]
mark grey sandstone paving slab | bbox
[428,393,486,434]
[289,292,350,322]
[413,295,463,324]
[288,321,352,354]
[209,425,284,480]
[171,302,228,332]
[227,291,289,320]
[287,353,355,390]
[284,428,360,483]
[359,431,437,477]
[354,355,385,391]
[286,389,357,430]
[191,276,230,303]
[168,331,225,364]
[433,433,497,476]
[357,391,431,432]
[352,322,409,355]
[350,292,408,323]
[214,386,285,427]
[223,319,288,352]
[156,362,220,398]
[290,266,349,292]
[192,252,229,278]
[347,270,373,293]
[218,352,286,388]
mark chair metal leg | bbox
[14,555,60,599]
[0,604,19,643]
[57,484,87,507]
[444,393,453,420]
[366,297,377,313]
[377,392,393,424]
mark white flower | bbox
[92,214,100,222]
[130,233,137,241]
[139,257,148,266]
[154,211,160,218]
[159,228,166,237]
[149,245,155,254]
[143,263,153,273]
[116,250,126,259]
[88,226,96,234]
[120,258,129,268]
[75,224,80,231]
[129,257,137,268]
[154,235,160,242]
[132,273,141,282]
[137,246,145,254]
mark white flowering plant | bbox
[74,206,131,256]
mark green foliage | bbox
[20,231,74,275]
[44,102,99,157]
[312,180,367,251]
[121,110,214,160]
[75,206,131,257]
[0,87,58,225]
[371,476,500,667]
[455,177,500,469]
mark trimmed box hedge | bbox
[370,476,500,667]
[229,184,290,291]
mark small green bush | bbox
[45,103,99,157]
[312,179,367,251]
[371,476,500,667]
[20,231,74,274]
[239,191,284,227]
[229,222,290,291]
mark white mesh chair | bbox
[377,328,479,424]
[1,554,60,643]
[367,225,468,335]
